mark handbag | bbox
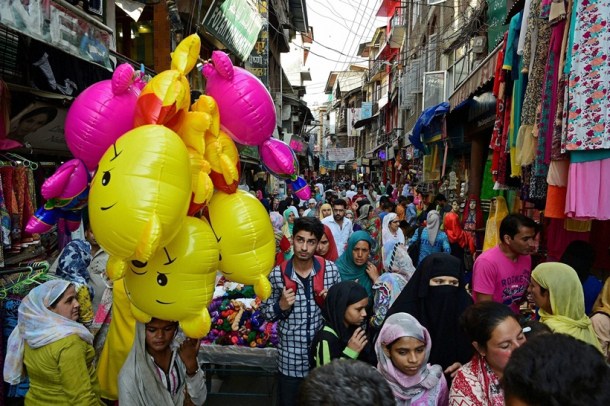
[463,248,474,271]
[407,227,423,265]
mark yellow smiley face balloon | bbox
[88,125,191,278]
[123,216,219,338]
[207,190,275,299]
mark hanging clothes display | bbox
[564,0,610,151]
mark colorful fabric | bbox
[376,313,447,405]
[482,196,508,252]
[372,249,410,329]
[565,157,610,220]
[320,224,339,262]
[565,0,610,150]
[4,279,93,385]
[532,263,602,350]
[473,245,531,313]
[96,281,136,400]
[449,355,504,406]
[444,211,475,253]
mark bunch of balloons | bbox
[26,35,289,338]
[202,51,311,200]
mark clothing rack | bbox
[0,261,52,300]
[0,152,39,169]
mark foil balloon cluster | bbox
[26,64,145,234]
[202,51,311,200]
[83,35,274,338]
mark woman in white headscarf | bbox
[119,320,207,405]
[409,210,451,266]
[3,279,104,405]
[376,312,448,405]
[382,212,405,246]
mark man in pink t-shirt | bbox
[473,213,537,313]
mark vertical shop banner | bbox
[245,0,269,89]
[487,0,508,52]
[202,0,263,62]
[0,0,112,68]
[347,107,361,137]
[361,102,372,119]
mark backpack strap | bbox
[312,256,326,308]
[281,256,327,308]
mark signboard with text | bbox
[487,0,508,51]
[326,147,355,162]
[245,0,269,88]
[0,0,112,69]
[203,0,263,62]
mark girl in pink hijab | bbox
[376,312,448,405]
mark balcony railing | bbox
[388,7,407,49]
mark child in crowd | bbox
[310,281,375,368]
[376,312,448,405]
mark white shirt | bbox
[345,190,357,200]
[322,216,353,257]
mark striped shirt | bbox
[261,258,340,378]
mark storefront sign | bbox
[361,102,373,119]
[0,0,112,69]
[347,107,362,137]
[202,0,263,62]
[245,0,269,88]
[326,147,354,162]
[487,0,508,51]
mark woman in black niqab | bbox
[383,253,473,372]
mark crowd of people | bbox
[3,179,610,405]
[262,180,610,406]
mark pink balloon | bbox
[258,138,299,180]
[25,159,89,234]
[64,63,142,171]
[202,51,276,146]
[41,159,89,205]
[290,177,311,200]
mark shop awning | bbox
[448,43,503,110]
[354,113,379,129]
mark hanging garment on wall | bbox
[564,0,610,150]
[566,156,610,220]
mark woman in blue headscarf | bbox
[335,231,380,299]
[281,206,299,260]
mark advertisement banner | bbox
[326,147,355,162]
[0,0,112,69]
[202,0,263,62]
[245,0,269,89]
[487,0,508,52]
[347,107,361,137]
[361,102,372,119]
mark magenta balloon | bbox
[64,63,141,171]
[41,159,89,201]
[202,51,276,146]
[258,138,299,180]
